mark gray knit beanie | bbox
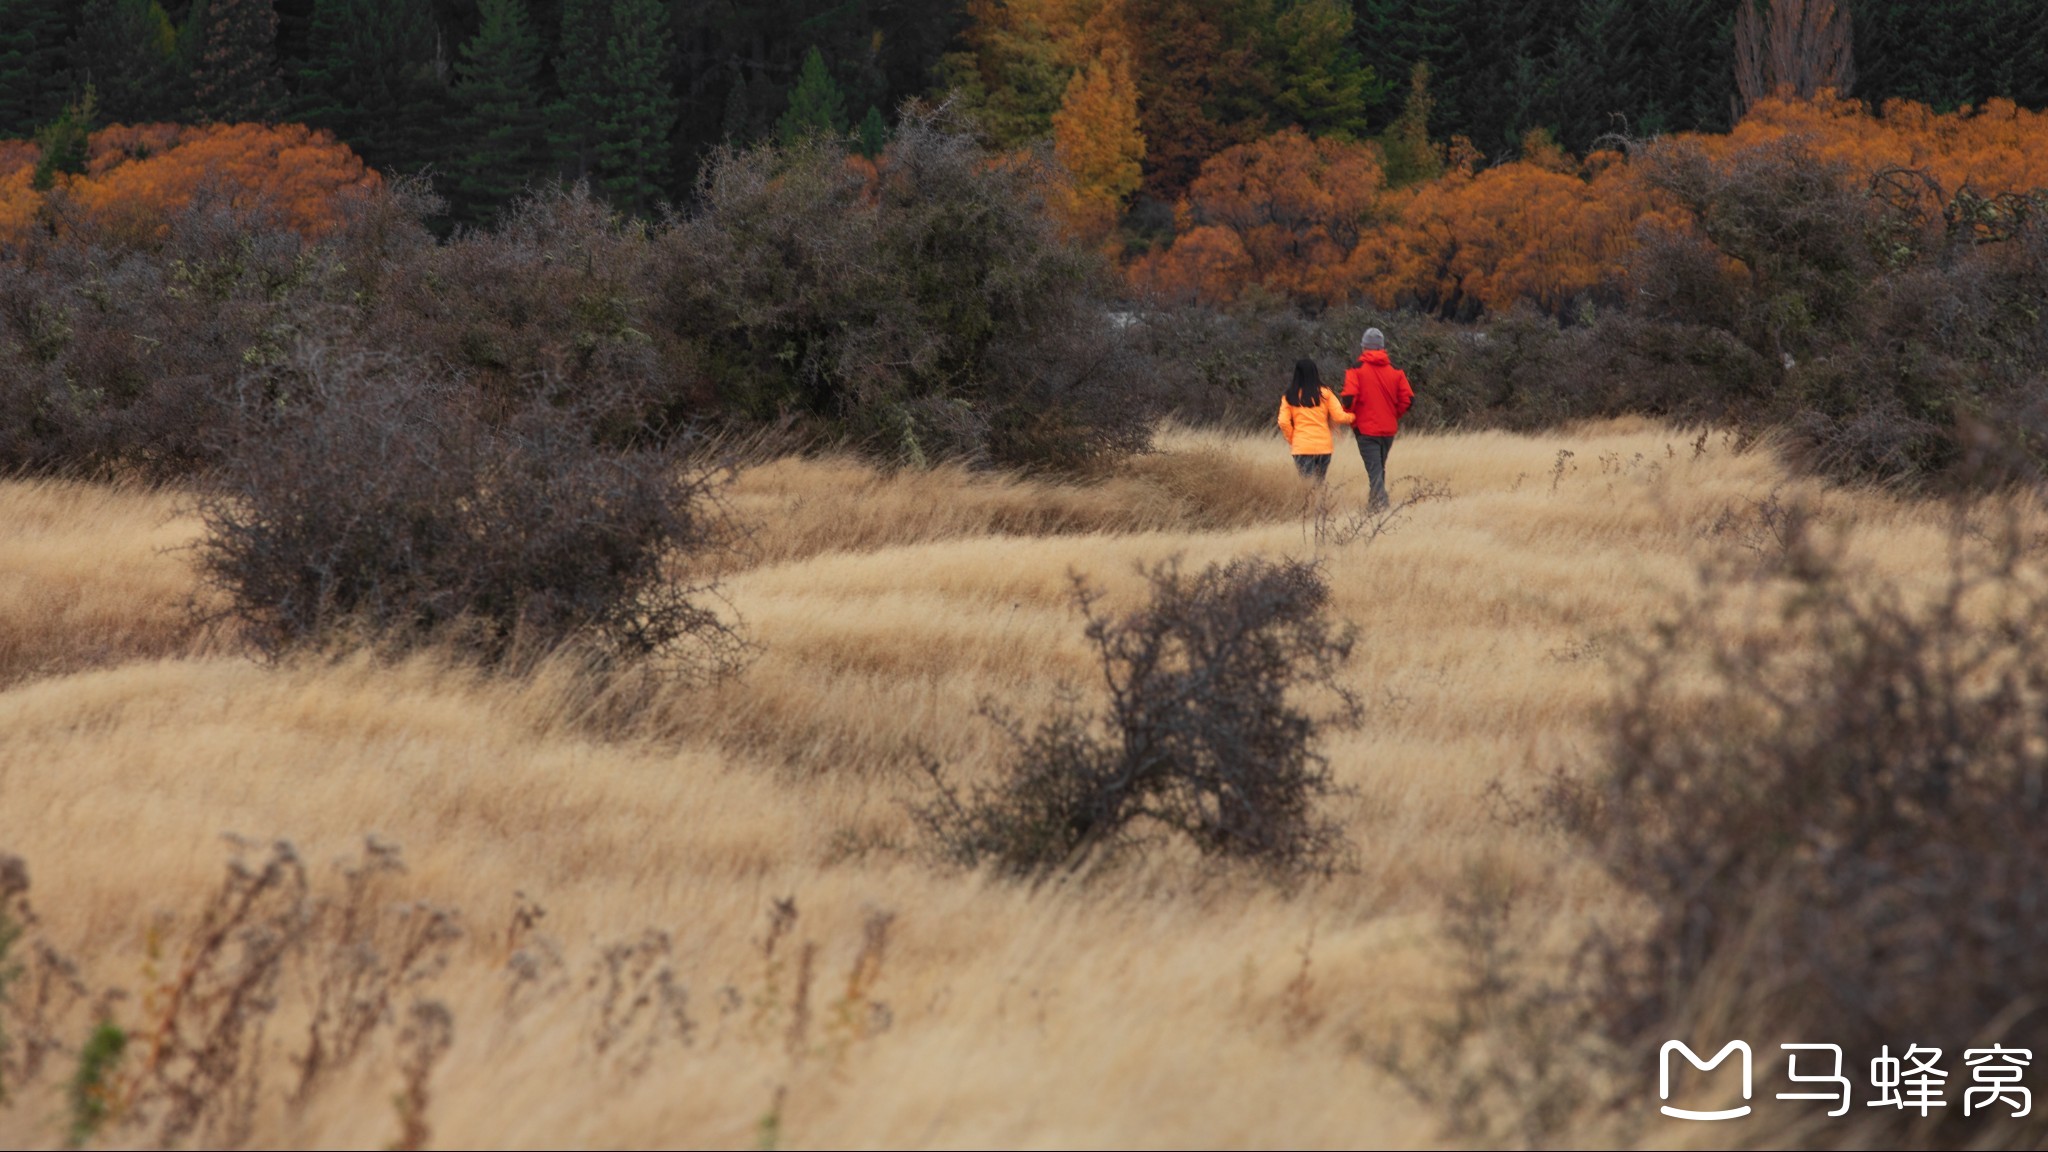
[1361,327,1386,350]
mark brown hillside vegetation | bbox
[0,424,2020,1148]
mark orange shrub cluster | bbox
[0,123,378,249]
[1128,127,1382,303]
[1131,94,2048,314]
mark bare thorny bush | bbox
[918,555,1360,880]
[1394,499,2048,1148]
[1301,474,1453,556]
[0,844,903,1149]
[191,344,749,673]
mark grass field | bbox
[0,423,1973,1148]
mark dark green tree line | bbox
[3,0,2046,226]
[295,0,451,174]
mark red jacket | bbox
[1341,350,1413,437]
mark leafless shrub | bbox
[659,106,1137,472]
[0,854,26,1102]
[826,910,896,1060]
[3,944,86,1102]
[0,859,92,1113]
[192,345,746,670]
[1304,476,1452,554]
[22,838,463,1148]
[1544,509,2048,1147]
[1696,487,1832,573]
[738,899,898,1065]
[748,897,803,1048]
[918,556,1360,878]
[3,847,913,1147]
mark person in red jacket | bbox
[1339,327,1414,511]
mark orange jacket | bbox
[1278,387,1353,455]
[1340,350,1414,437]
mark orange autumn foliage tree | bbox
[0,123,378,249]
[1699,92,2048,197]
[1343,144,1679,316]
[0,140,37,244]
[1130,127,1380,303]
[1130,94,2048,314]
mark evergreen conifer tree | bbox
[448,0,548,224]
[1855,0,2047,111]
[69,0,187,125]
[856,104,888,157]
[1379,60,1441,186]
[777,46,847,144]
[719,72,752,141]
[295,0,449,174]
[1271,0,1386,139]
[549,0,609,180]
[1549,0,1640,151]
[1630,0,1732,137]
[31,85,93,188]
[188,0,286,123]
[0,0,74,137]
[589,0,676,213]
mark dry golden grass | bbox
[0,480,217,687]
[0,423,1983,1148]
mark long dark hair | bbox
[1285,359,1322,408]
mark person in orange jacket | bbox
[1277,358,1352,483]
[1339,327,1414,511]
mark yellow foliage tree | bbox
[1051,40,1144,247]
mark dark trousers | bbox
[1355,435,1393,508]
[1293,453,1331,482]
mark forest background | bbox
[3,0,2046,236]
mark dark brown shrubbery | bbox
[1380,509,2048,1147]
[192,347,742,669]
[659,109,1147,470]
[1135,129,2048,490]
[1559,512,2048,1146]
[920,556,1358,878]
[0,197,341,479]
[0,109,1142,482]
[1629,133,2048,485]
